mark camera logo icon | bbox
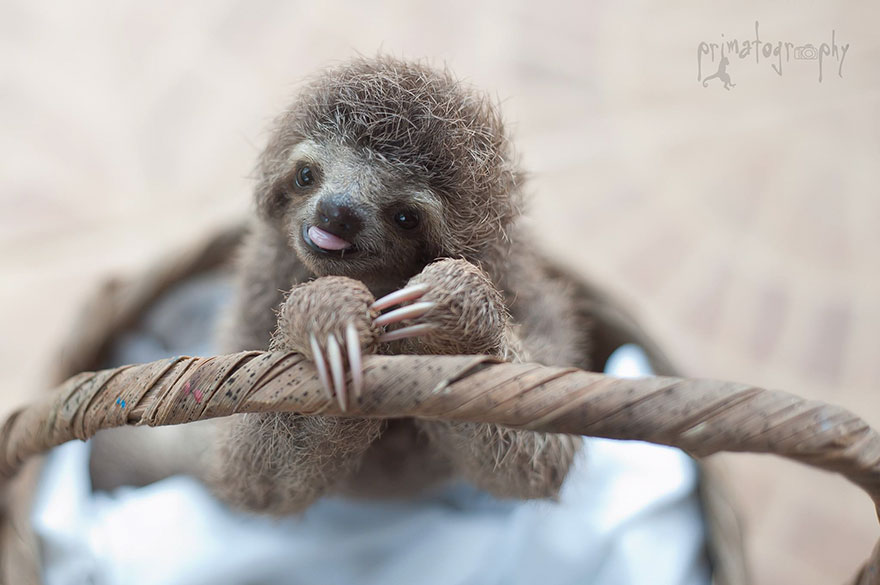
[794,44,819,60]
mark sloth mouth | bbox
[302,224,359,258]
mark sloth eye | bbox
[393,209,420,230]
[295,164,315,188]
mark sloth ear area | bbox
[255,179,293,220]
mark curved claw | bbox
[345,322,363,399]
[370,283,431,312]
[309,333,334,402]
[326,334,347,411]
[378,323,437,343]
[373,301,436,327]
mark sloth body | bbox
[210,58,592,514]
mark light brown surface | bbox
[1,2,878,583]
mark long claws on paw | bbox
[309,333,334,402]
[326,334,347,411]
[378,323,437,343]
[373,301,436,327]
[370,283,431,312]
[303,281,435,406]
[345,322,363,399]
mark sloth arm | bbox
[401,258,582,500]
[211,228,385,516]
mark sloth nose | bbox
[315,195,364,239]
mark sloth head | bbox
[254,57,524,291]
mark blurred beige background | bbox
[1,1,879,583]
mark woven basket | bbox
[3,224,878,584]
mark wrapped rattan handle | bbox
[1,351,878,584]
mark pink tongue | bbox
[308,226,353,251]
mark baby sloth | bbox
[213,57,590,514]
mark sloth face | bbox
[274,139,447,293]
[255,59,524,294]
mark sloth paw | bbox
[273,277,381,409]
[381,258,509,356]
[274,276,439,409]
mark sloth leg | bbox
[211,412,384,515]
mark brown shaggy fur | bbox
[210,56,591,515]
